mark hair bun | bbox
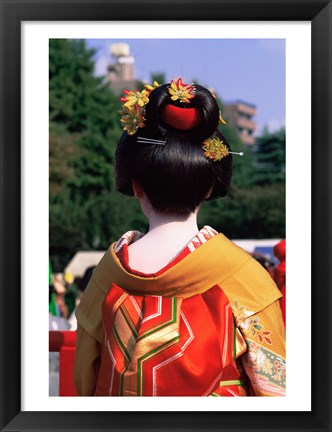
[161,105,203,131]
[142,82,220,141]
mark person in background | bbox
[49,261,70,395]
[67,267,96,331]
[79,266,95,295]
[64,272,78,317]
[251,252,275,277]
[52,273,69,319]
[49,260,58,317]
[273,239,286,325]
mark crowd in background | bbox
[49,263,95,332]
[49,264,95,395]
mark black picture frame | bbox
[1,0,331,431]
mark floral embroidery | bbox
[232,299,272,345]
[247,342,273,375]
[245,316,272,345]
[272,360,286,382]
[245,341,286,390]
[231,299,286,396]
[232,299,255,323]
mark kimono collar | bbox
[93,233,252,299]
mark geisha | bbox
[74,79,285,397]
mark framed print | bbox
[1,0,331,431]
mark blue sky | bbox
[86,39,285,135]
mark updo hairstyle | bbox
[115,83,232,215]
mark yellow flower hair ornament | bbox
[119,81,161,135]
[168,77,196,103]
[210,91,227,125]
[202,137,244,161]
[120,89,149,109]
[119,105,145,136]
[219,110,227,125]
[144,81,161,92]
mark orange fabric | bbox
[95,284,238,396]
[74,228,285,397]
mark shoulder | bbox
[202,232,282,317]
[219,255,282,320]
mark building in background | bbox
[107,43,136,94]
[106,43,257,144]
[223,101,257,145]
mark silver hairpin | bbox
[229,151,244,156]
[137,137,166,146]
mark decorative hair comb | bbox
[202,137,244,161]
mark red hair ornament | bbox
[161,105,203,131]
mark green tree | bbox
[221,123,256,189]
[50,39,98,132]
[198,125,286,240]
[49,39,125,271]
[49,123,82,196]
[252,128,285,185]
[151,72,166,85]
[198,183,285,239]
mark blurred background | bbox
[49,38,286,394]
[49,38,285,271]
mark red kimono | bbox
[75,227,286,397]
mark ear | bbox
[205,182,215,199]
[132,179,145,198]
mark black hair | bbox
[115,83,232,215]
